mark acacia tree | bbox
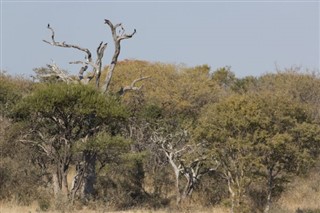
[0,74,40,204]
[27,19,151,203]
[70,132,131,203]
[195,92,320,213]
[195,99,258,213]
[14,83,128,201]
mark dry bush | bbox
[0,202,229,213]
[274,163,320,213]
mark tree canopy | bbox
[1,18,320,213]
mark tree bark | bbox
[52,171,60,199]
[81,151,97,201]
[264,167,274,213]
[102,19,136,93]
[70,151,97,203]
[43,20,146,94]
[228,178,236,213]
[52,165,69,202]
[43,24,107,86]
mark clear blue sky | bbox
[1,1,319,78]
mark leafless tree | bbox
[42,19,149,95]
[40,19,151,202]
[150,128,219,204]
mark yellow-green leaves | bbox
[15,83,128,121]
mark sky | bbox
[1,0,319,78]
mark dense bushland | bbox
[1,63,320,213]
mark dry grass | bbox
[0,205,229,213]
[274,166,320,212]
[0,202,228,213]
[3,166,319,213]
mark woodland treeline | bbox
[1,20,320,213]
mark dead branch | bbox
[46,62,74,83]
[102,19,136,93]
[43,24,93,62]
[43,20,142,93]
[118,76,151,96]
[43,24,107,87]
[95,41,108,87]
[151,127,219,203]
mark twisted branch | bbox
[43,20,146,94]
[102,19,137,93]
[118,76,151,96]
[43,24,107,87]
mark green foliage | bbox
[140,104,163,120]
[195,91,320,210]
[74,132,132,167]
[2,63,320,211]
[76,132,129,152]
[0,74,31,117]
[211,66,236,89]
[16,83,127,120]
[195,93,320,208]
[91,134,148,209]
[8,82,130,204]
[107,60,221,120]
[0,125,46,204]
[232,76,258,93]
[33,66,73,83]
[13,83,129,146]
[38,196,51,211]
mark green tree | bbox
[194,92,320,212]
[71,132,132,203]
[211,66,236,89]
[257,69,320,122]
[0,73,31,118]
[108,61,221,120]
[14,83,128,201]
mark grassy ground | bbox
[1,166,319,213]
[0,203,227,213]
[274,168,320,213]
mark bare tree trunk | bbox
[182,174,195,200]
[102,19,136,93]
[264,168,274,213]
[52,166,69,202]
[70,162,84,204]
[229,189,236,213]
[70,151,97,203]
[43,19,150,95]
[264,191,272,213]
[227,177,236,213]
[151,130,219,206]
[61,169,69,197]
[81,151,97,201]
[52,172,60,199]
[175,170,182,205]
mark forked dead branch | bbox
[42,19,149,95]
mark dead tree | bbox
[43,19,148,95]
[101,19,136,93]
[43,23,106,86]
[151,129,219,204]
[41,19,149,203]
